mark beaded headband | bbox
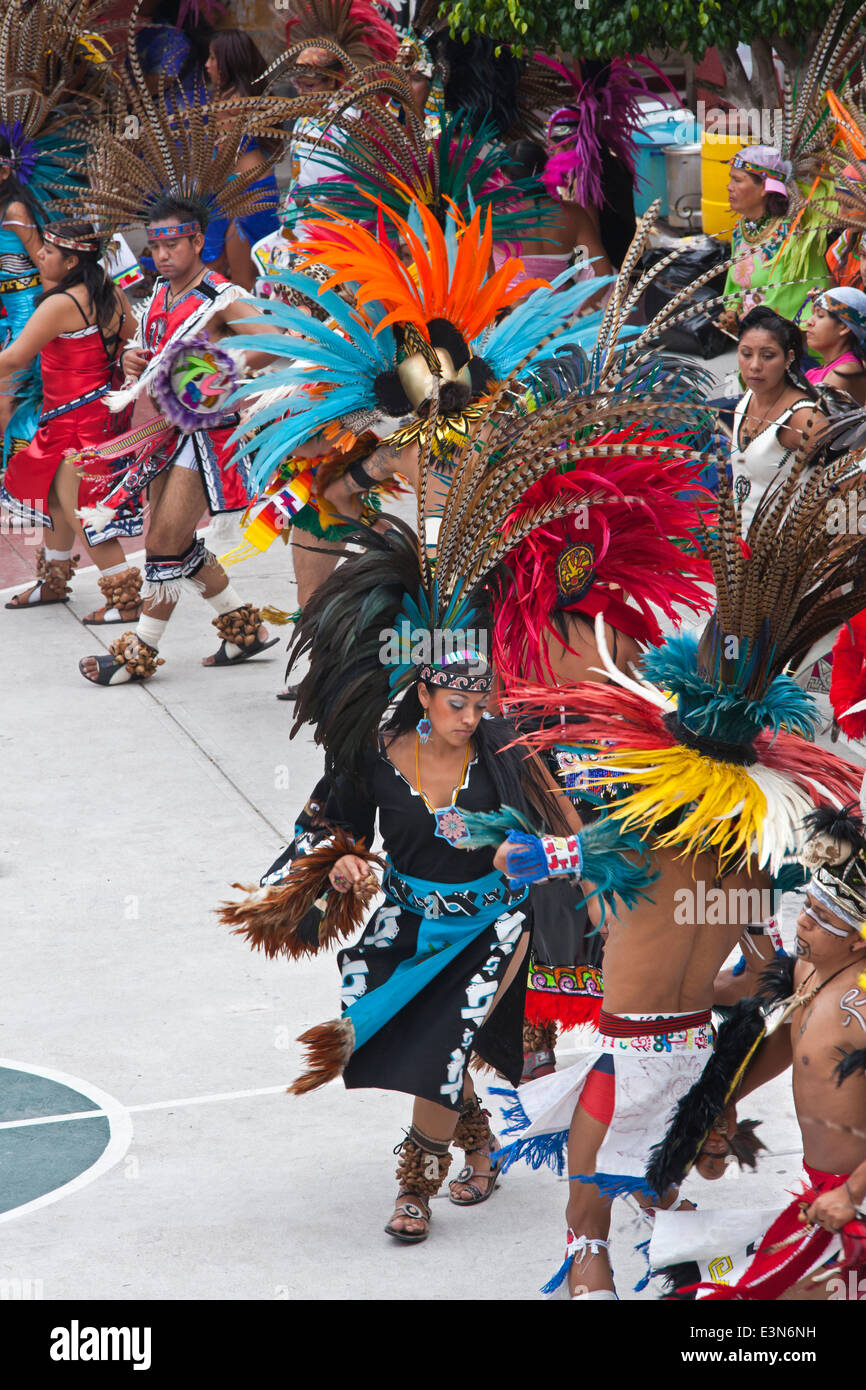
[418,649,492,692]
[43,227,101,254]
[146,221,200,240]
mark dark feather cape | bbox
[288,517,427,778]
[758,952,797,1006]
[645,998,766,1196]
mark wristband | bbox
[541,834,584,878]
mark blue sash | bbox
[345,866,528,1052]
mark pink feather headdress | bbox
[538,56,682,209]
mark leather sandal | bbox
[5,548,79,609]
[204,603,279,666]
[82,567,143,625]
[384,1192,431,1244]
[78,632,164,686]
[448,1137,503,1206]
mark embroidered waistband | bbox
[384,865,527,922]
[598,1008,713,1053]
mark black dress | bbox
[323,741,533,1108]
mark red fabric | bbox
[140,274,249,513]
[4,331,121,519]
[681,1166,863,1301]
[830,611,866,740]
[579,1063,616,1124]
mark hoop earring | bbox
[416,716,432,743]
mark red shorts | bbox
[579,1056,615,1125]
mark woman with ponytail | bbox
[0,222,144,620]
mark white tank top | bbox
[729,391,811,535]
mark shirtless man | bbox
[494,823,770,1298]
[697,828,866,1300]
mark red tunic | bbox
[140,271,250,514]
[1,323,142,541]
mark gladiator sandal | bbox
[541,1229,618,1301]
[521,1018,558,1082]
[5,547,80,609]
[78,632,165,687]
[385,1125,453,1244]
[82,567,143,625]
[206,603,279,666]
[448,1095,503,1207]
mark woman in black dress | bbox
[223,521,577,1243]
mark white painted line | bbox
[0,1081,293,1131]
[0,1059,133,1225]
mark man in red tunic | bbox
[79,197,279,686]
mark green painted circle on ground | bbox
[0,1067,112,1215]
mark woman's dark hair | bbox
[209,29,267,95]
[146,193,209,234]
[507,139,546,180]
[738,305,816,396]
[431,34,523,138]
[35,221,118,337]
[0,138,42,225]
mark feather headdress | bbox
[732,1,866,241]
[226,193,612,497]
[505,443,866,873]
[0,0,112,208]
[539,56,681,210]
[282,97,555,243]
[60,0,286,234]
[491,438,714,682]
[778,0,866,194]
[282,0,399,66]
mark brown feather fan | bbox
[694,437,866,695]
[217,830,384,960]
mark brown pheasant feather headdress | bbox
[60,0,290,236]
[0,0,115,207]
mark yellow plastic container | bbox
[700,132,746,241]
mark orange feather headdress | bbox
[295,191,547,344]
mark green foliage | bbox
[440,0,862,60]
